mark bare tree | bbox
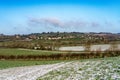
[84,41,91,51]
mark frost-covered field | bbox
[38,57,120,80]
[0,62,70,80]
[0,57,120,80]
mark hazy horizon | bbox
[0,0,120,34]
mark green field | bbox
[0,48,69,69]
[0,48,120,70]
[0,60,66,69]
[0,48,67,56]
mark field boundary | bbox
[0,51,120,60]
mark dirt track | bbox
[0,62,69,80]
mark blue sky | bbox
[0,0,120,34]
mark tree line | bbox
[0,51,120,60]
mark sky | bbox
[0,0,120,34]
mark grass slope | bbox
[0,48,66,56]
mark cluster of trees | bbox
[0,41,34,49]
